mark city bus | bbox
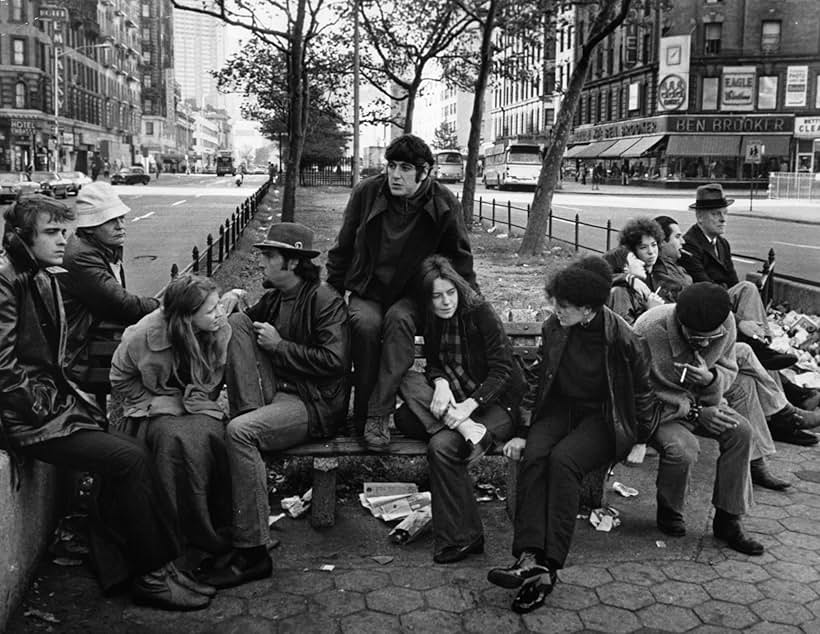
[215,151,235,176]
[482,139,544,190]
[434,150,464,183]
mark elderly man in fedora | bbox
[59,181,159,386]
[200,222,349,589]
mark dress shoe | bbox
[783,380,820,411]
[769,406,820,445]
[466,430,494,465]
[199,550,272,589]
[712,509,764,556]
[511,568,558,614]
[363,415,391,452]
[657,505,686,537]
[167,562,217,597]
[737,333,797,371]
[750,458,791,491]
[434,535,484,564]
[488,551,550,589]
[132,564,211,611]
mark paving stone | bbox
[275,611,341,634]
[746,622,802,634]
[651,580,710,607]
[424,585,476,613]
[247,591,308,620]
[767,544,820,566]
[687,626,742,633]
[785,493,820,509]
[781,503,820,519]
[721,546,778,565]
[462,606,524,633]
[122,606,182,628]
[268,570,335,596]
[478,585,518,610]
[188,595,245,623]
[388,566,449,590]
[208,616,277,634]
[521,606,584,633]
[334,570,391,593]
[365,587,423,614]
[806,597,820,618]
[799,619,820,632]
[694,600,759,629]
[750,598,814,625]
[758,578,818,604]
[661,562,719,584]
[557,564,613,588]
[340,611,400,633]
[221,577,278,599]
[637,603,701,632]
[703,578,764,604]
[776,531,820,551]
[607,562,667,586]
[754,491,792,507]
[750,504,793,520]
[711,560,770,583]
[743,517,786,535]
[547,583,599,611]
[780,516,820,537]
[311,589,365,617]
[595,581,654,610]
[579,604,642,633]
[400,608,463,632]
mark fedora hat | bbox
[75,182,130,228]
[253,222,320,258]
[689,183,735,210]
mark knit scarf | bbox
[438,316,477,402]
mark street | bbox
[468,184,820,284]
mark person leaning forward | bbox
[200,222,349,590]
[326,133,477,451]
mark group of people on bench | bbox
[1,131,818,615]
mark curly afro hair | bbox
[619,216,664,253]
[545,255,613,310]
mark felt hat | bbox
[689,183,735,210]
[253,222,320,258]
[75,182,130,228]
[676,282,732,332]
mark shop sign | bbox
[720,67,755,111]
[61,131,74,146]
[668,114,793,134]
[11,119,37,137]
[658,75,687,110]
[795,117,820,139]
[785,66,808,107]
[657,35,690,112]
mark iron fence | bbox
[768,172,820,200]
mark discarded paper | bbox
[612,482,639,498]
[589,506,621,532]
[281,488,312,518]
[389,507,433,544]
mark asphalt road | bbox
[469,185,820,284]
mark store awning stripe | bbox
[666,135,742,157]
[573,140,618,158]
[563,144,588,158]
[740,135,790,157]
[620,135,667,158]
[597,138,641,158]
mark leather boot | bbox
[363,414,391,452]
[132,564,212,611]
[750,458,790,491]
[769,405,820,445]
[712,509,764,556]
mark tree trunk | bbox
[402,78,422,133]
[281,0,308,223]
[462,0,498,226]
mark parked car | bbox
[58,171,92,195]
[111,166,150,185]
[0,172,39,202]
[29,171,69,198]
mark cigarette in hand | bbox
[679,367,688,384]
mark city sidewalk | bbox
[7,436,820,633]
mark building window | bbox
[704,23,722,55]
[12,39,26,65]
[702,76,719,110]
[761,21,781,53]
[15,82,26,108]
[758,76,777,109]
[142,3,150,17]
[10,0,25,22]
[816,75,820,109]
[642,33,652,65]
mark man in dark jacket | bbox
[0,196,213,610]
[326,134,476,450]
[203,222,349,589]
[58,182,159,386]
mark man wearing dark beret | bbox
[634,283,764,556]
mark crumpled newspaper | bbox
[281,488,312,518]
[767,308,820,387]
[589,506,621,532]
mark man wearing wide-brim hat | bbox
[202,222,349,590]
[59,181,159,384]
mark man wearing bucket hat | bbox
[59,181,159,384]
[200,222,349,589]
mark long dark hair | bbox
[162,275,222,386]
[418,255,482,322]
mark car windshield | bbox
[437,152,462,164]
[30,172,56,182]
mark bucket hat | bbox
[75,182,130,227]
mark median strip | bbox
[171,200,187,207]
[131,211,155,222]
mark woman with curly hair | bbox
[488,256,658,614]
[111,274,233,558]
[395,255,526,565]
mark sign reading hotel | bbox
[657,35,690,112]
[720,67,755,111]
[785,66,808,107]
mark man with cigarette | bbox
[634,283,763,555]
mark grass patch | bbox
[214,186,567,499]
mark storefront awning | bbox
[620,135,667,158]
[598,138,641,158]
[572,140,617,159]
[563,144,588,159]
[740,135,791,157]
[666,135,742,157]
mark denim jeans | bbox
[347,294,420,420]
[729,281,772,338]
[396,371,513,553]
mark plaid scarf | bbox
[438,316,477,402]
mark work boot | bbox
[363,414,391,452]
[769,405,820,445]
[488,550,550,589]
[750,458,791,491]
[713,509,764,556]
[132,564,212,611]
[511,566,558,614]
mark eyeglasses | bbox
[681,324,726,347]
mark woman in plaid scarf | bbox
[395,255,526,565]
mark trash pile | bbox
[359,482,432,544]
[769,309,820,389]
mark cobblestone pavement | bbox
[7,436,820,633]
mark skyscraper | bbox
[173,7,227,110]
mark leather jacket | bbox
[526,307,659,458]
[0,234,105,447]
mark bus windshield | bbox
[508,146,542,164]
[437,151,462,164]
